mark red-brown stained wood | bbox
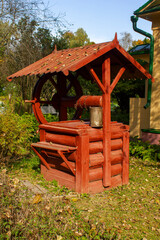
[75,133,89,193]
[40,129,46,141]
[122,131,129,184]
[41,164,75,190]
[89,153,104,167]
[39,124,85,135]
[46,132,76,146]
[89,175,122,194]
[111,150,123,164]
[32,141,76,152]
[47,156,75,172]
[76,95,102,108]
[89,139,122,154]
[89,164,122,182]
[102,58,111,187]
[31,146,51,170]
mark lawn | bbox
[0,156,160,239]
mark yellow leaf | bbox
[32,194,42,204]
[71,198,79,202]
[57,235,63,240]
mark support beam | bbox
[31,146,51,170]
[86,65,105,93]
[110,67,126,93]
[102,58,111,187]
[58,150,76,175]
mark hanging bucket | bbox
[90,107,103,127]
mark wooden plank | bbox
[75,133,89,193]
[41,164,76,190]
[102,58,111,187]
[122,131,129,184]
[89,175,122,194]
[39,124,85,135]
[31,142,77,152]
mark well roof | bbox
[7,35,153,82]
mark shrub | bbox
[0,109,39,158]
[130,137,160,161]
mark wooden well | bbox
[7,34,153,193]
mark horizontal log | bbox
[89,175,122,194]
[89,153,104,167]
[89,164,122,182]
[87,128,124,142]
[111,150,123,164]
[46,132,76,146]
[76,96,102,108]
[44,144,123,165]
[89,139,123,154]
[111,139,123,150]
[89,141,103,154]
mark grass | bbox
[0,155,160,239]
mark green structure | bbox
[130,0,160,144]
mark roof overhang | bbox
[134,0,160,21]
[7,34,154,83]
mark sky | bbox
[45,0,152,43]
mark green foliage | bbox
[0,109,39,158]
[53,28,94,50]
[130,137,160,161]
[112,78,145,113]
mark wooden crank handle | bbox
[25,99,36,104]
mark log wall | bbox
[39,121,129,193]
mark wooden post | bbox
[57,73,67,121]
[102,58,111,187]
[122,131,129,184]
[75,132,89,193]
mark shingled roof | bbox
[7,35,154,82]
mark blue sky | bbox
[46,0,152,43]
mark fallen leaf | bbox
[32,194,42,204]
[13,178,19,185]
[71,198,79,202]
[2,169,7,174]
[57,235,63,240]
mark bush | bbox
[130,137,160,161]
[0,110,39,158]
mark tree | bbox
[132,37,150,47]
[119,32,132,51]
[0,0,66,99]
[53,28,94,50]
[69,28,90,48]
